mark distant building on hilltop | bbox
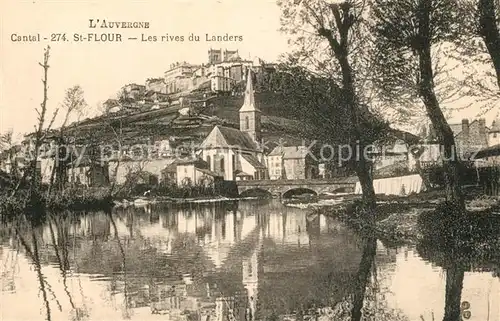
[163,48,275,95]
[122,83,146,99]
[164,62,201,94]
[208,48,240,64]
[145,77,167,94]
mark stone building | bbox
[453,118,488,158]
[163,49,274,95]
[488,117,500,147]
[174,158,221,186]
[419,118,488,165]
[266,146,318,180]
[198,69,267,181]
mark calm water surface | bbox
[0,200,499,321]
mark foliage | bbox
[60,85,88,126]
[371,0,468,207]
[451,0,500,105]
[0,186,113,219]
[417,201,500,265]
[0,189,29,220]
[370,0,462,105]
[46,187,113,211]
[262,63,349,142]
[423,162,500,188]
[0,129,14,151]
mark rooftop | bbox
[268,146,309,159]
[200,125,259,151]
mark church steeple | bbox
[239,69,261,143]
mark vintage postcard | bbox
[1,0,500,320]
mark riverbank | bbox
[0,186,118,220]
[305,188,500,245]
[113,195,261,207]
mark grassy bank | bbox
[46,187,114,211]
[0,187,114,220]
[309,188,500,246]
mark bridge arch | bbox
[282,188,318,199]
[240,188,273,198]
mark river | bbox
[0,199,499,321]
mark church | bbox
[198,69,267,181]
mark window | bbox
[206,155,211,170]
[232,155,235,171]
[220,157,225,172]
[245,116,250,130]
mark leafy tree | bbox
[0,130,17,177]
[277,0,389,214]
[445,0,500,113]
[371,0,466,210]
[61,85,88,125]
[371,2,472,321]
[476,0,500,89]
[49,85,88,193]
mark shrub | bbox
[424,162,479,188]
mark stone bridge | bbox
[236,178,357,198]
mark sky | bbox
[0,0,289,139]
[1,0,499,141]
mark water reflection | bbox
[0,200,499,321]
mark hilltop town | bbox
[0,49,328,194]
[2,48,500,201]
[102,48,277,115]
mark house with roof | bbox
[368,130,422,175]
[419,118,488,165]
[266,145,318,180]
[171,158,222,186]
[475,117,500,164]
[67,155,110,187]
[197,69,267,181]
[488,117,500,147]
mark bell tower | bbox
[239,69,261,143]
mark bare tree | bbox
[372,0,466,209]
[477,0,500,89]
[49,85,88,193]
[441,0,500,116]
[278,0,389,215]
[17,46,59,202]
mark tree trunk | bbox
[355,156,377,213]
[417,0,465,210]
[351,236,377,321]
[478,0,500,90]
[415,159,432,190]
[442,266,465,321]
[54,138,69,192]
[317,5,378,215]
[338,55,378,213]
[412,148,432,190]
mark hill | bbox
[47,91,316,153]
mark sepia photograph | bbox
[1,0,500,320]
